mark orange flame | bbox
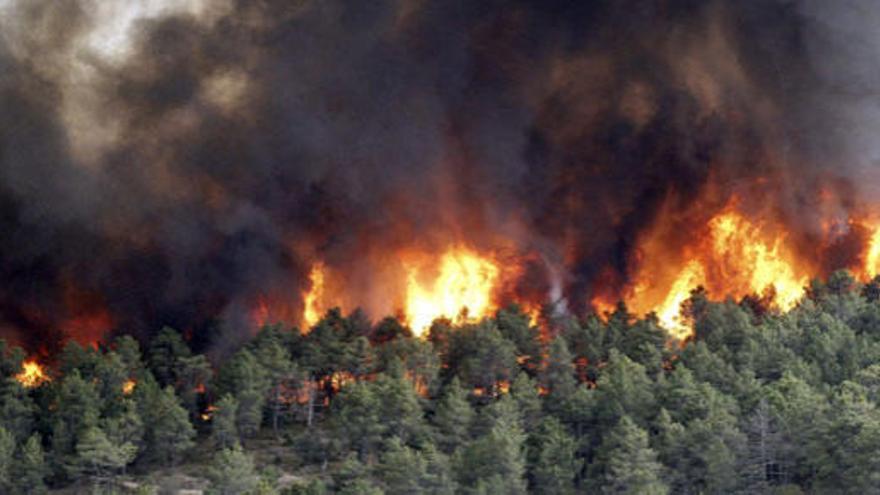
[865,224,880,279]
[621,206,809,339]
[122,379,136,395]
[302,262,326,329]
[200,404,218,422]
[404,247,500,335]
[15,360,49,388]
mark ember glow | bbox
[122,379,136,395]
[15,360,49,388]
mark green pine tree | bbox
[148,386,195,466]
[14,433,48,494]
[206,443,260,495]
[432,377,474,454]
[212,394,240,449]
[527,417,581,495]
[0,426,13,492]
[595,416,668,495]
[74,426,137,488]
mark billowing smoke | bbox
[0,0,877,354]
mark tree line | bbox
[2,270,880,493]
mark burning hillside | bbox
[0,0,880,355]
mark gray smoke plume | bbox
[0,0,877,353]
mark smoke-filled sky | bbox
[1,0,879,353]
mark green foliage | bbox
[147,327,192,387]
[432,377,474,453]
[0,426,13,492]
[373,366,426,444]
[593,416,668,495]
[375,438,455,495]
[331,381,383,460]
[540,337,577,406]
[145,386,195,466]
[74,426,137,483]
[207,444,260,495]
[526,417,580,495]
[445,321,518,397]
[15,433,48,494]
[6,272,880,493]
[212,394,240,449]
[454,396,527,495]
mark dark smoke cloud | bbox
[0,0,875,353]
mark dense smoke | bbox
[0,0,877,353]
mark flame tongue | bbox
[404,247,500,336]
[16,360,49,388]
[302,262,327,329]
[622,207,810,338]
[865,225,880,279]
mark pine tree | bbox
[177,353,212,420]
[510,372,542,430]
[375,437,428,494]
[333,453,383,495]
[212,394,240,449]
[216,348,269,438]
[421,443,457,495]
[450,322,518,398]
[332,381,382,460]
[206,443,260,495]
[50,369,101,473]
[541,337,578,399]
[74,426,137,488]
[454,398,528,495]
[595,416,668,495]
[93,351,129,416]
[374,365,426,444]
[111,335,144,377]
[101,398,145,461]
[14,433,47,494]
[593,350,656,428]
[0,426,13,493]
[148,326,192,387]
[527,417,580,495]
[148,386,195,466]
[252,335,295,435]
[0,382,35,443]
[432,377,474,454]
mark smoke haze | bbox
[1,0,878,353]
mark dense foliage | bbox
[3,271,880,493]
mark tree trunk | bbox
[307,379,315,428]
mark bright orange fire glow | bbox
[122,379,136,395]
[404,247,500,335]
[302,262,326,329]
[15,360,49,388]
[200,404,218,422]
[651,260,706,336]
[865,224,880,279]
[619,206,810,339]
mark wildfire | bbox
[865,224,880,279]
[201,404,218,422]
[15,360,49,388]
[122,379,136,395]
[620,206,810,339]
[302,262,326,329]
[652,260,706,336]
[404,247,500,335]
